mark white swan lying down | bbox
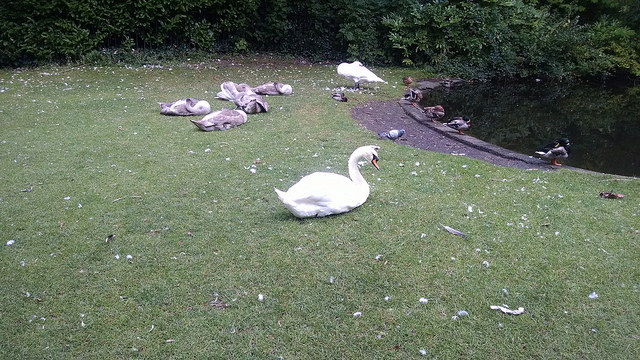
[158,98,211,116]
[190,109,247,131]
[337,61,386,89]
[274,145,381,218]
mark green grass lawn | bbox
[1,57,638,359]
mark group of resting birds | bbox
[160,61,570,220]
[158,81,292,131]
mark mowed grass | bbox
[1,57,638,359]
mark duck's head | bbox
[558,137,571,152]
[462,115,471,123]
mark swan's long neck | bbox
[347,150,370,196]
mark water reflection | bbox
[419,81,640,177]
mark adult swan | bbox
[274,145,381,218]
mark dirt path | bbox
[352,99,585,172]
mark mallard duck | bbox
[535,137,571,166]
[190,109,247,131]
[252,82,293,95]
[403,76,413,87]
[422,105,445,122]
[332,92,348,102]
[404,88,423,103]
[378,129,405,141]
[337,61,386,89]
[274,145,381,218]
[159,98,211,116]
[445,116,471,135]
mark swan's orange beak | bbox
[371,156,380,170]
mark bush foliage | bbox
[0,0,637,79]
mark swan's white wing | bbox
[276,172,364,217]
[338,62,385,83]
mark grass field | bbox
[1,57,638,358]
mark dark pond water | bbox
[419,80,640,177]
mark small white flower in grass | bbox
[258,294,264,301]
[353,311,362,317]
[419,349,427,356]
[6,240,15,246]
[419,297,429,304]
[589,292,598,299]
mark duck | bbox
[332,92,348,102]
[403,76,413,87]
[404,88,423,103]
[535,137,571,166]
[159,98,211,116]
[190,109,247,131]
[337,61,386,89]
[444,116,471,134]
[378,129,405,141]
[252,82,293,95]
[422,105,445,122]
[274,145,381,218]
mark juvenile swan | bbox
[274,145,381,218]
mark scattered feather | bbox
[482,261,490,268]
[589,292,598,299]
[457,310,469,316]
[419,349,427,356]
[490,305,525,315]
[419,297,429,304]
[353,311,362,317]
[6,239,15,246]
[441,224,467,239]
[258,294,264,301]
[105,234,115,243]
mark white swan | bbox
[274,145,381,218]
[158,98,211,116]
[337,61,386,89]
